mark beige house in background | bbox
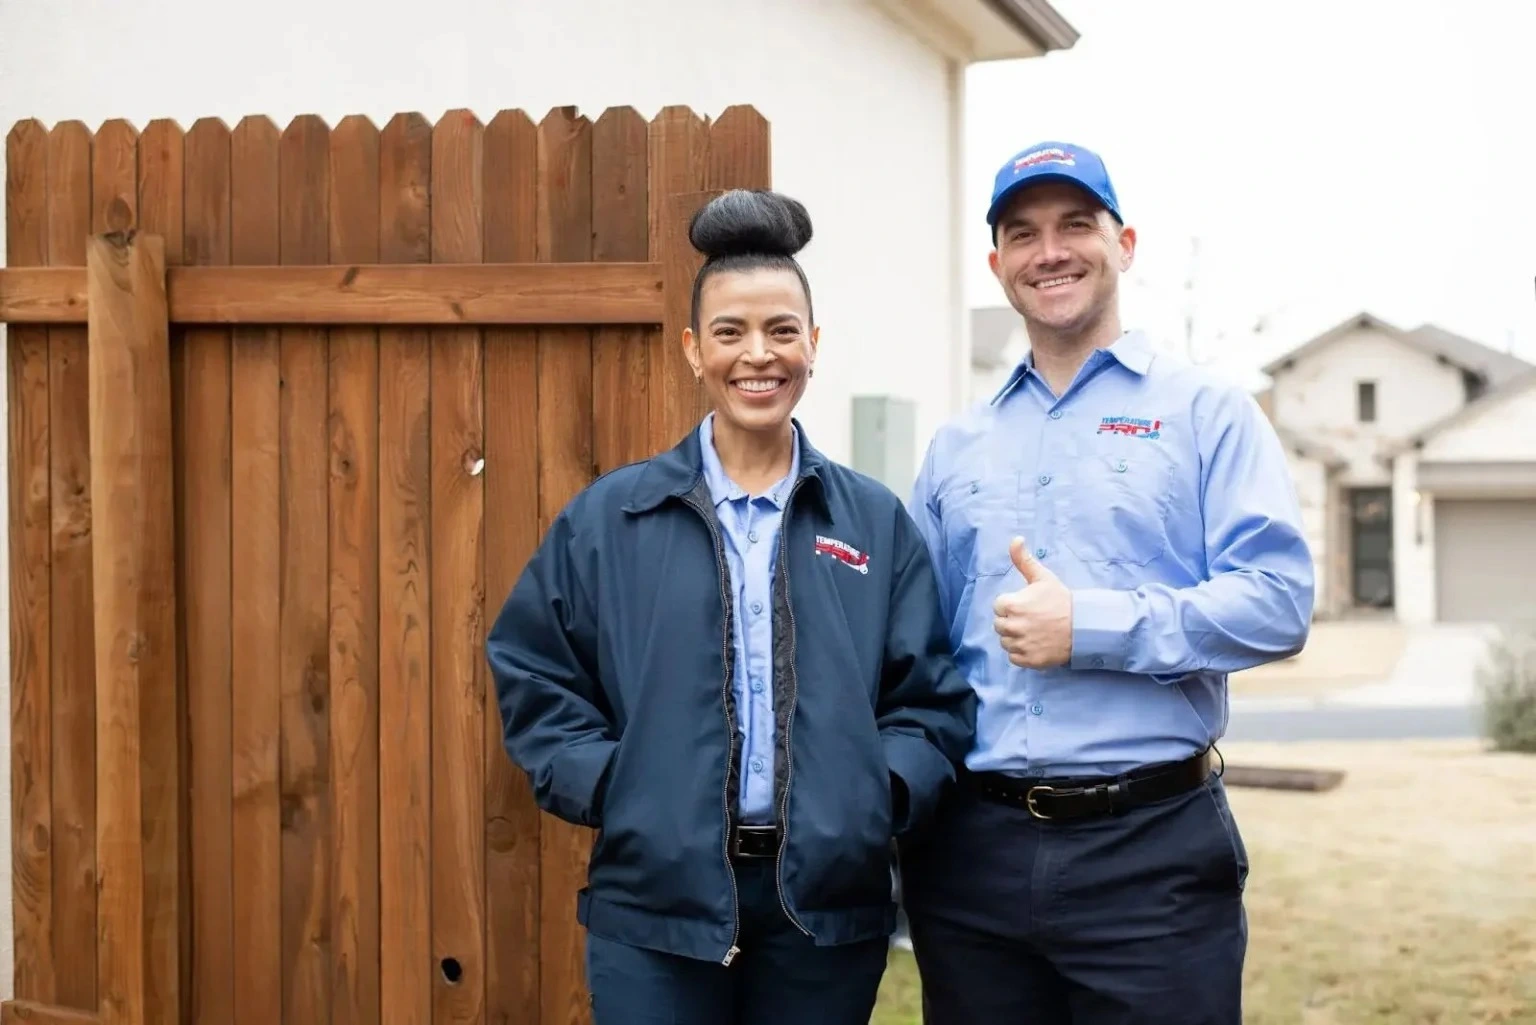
[1258,312,1536,625]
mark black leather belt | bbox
[959,749,1215,822]
[730,824,781,860]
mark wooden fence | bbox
[0,103,770,1025]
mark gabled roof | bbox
[1391,368,1536,454]
[1261,311,1534,384]
[1407,323,1533,386]
[983,0,1079,52]
[1274,425,1348,469]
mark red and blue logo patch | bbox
[1097,416,1162,440]
[814,535,869,575]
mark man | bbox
[898,141,1314,1024]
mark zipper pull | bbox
[721,945,741,967]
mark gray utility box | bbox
[850,395,917,499]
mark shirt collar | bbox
[990,328,1156,405]
[698,412,799,508]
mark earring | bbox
[809,367,815,378]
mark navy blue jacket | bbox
[487,423,976,964]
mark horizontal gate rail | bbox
[0,260,665,325]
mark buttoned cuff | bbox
[1069,588,1138,673]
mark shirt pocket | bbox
[1056,446,1176,566]
[936,470,1024,581]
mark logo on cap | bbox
[1014,147,1076,171]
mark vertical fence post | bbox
[86,230,183,1025]
[660,190,722,436]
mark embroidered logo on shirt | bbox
[814,535,870,575]
[1097,416,1162,440]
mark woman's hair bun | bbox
[688,189,813,261]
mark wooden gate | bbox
[0,103,770,1025]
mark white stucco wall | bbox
[1395,377,1536,624]
[1285,450,1332,616]
[1392,454,1434,624]
[0,0,968,997]
[1269,326,1466,486]
[1419,378,1536,462]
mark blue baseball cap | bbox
[985,141,1122,230]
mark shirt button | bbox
[748,530,759,543]
[1091,657,1106,669]
[1114,459,1128,473]
[750,678,765,694]
[1035,547,1047,560]
[751,601,763,615]
[969,482,980,494]
[1038,474,1052,486]
[1049,410,1063,420]
[1031,703,1044,716]
[750,758,765,774]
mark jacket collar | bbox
[622,416,832,520]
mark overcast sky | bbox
[962,0,1536,389]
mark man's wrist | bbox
[1068,588,1137,672]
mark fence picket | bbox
[377,110,434,1025]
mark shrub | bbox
[1476,619,1536,754]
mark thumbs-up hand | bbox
[993,537,1073,670]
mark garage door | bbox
[1434,499,1536,623]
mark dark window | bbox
[1356,381,1377,423]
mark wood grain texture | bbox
[1,1002,101,1025]
[6,117,56,1007]
[176,115,236,1025]
[481,108,541,1025]
[137,117,191,1025]
[327,114,382,1025]
[377,112,434,1025]
[278,114,332,1025]
[429,108,487,1025]
[48,118,96,1014]
[87,228,180,1025]
[591,107,652,472]
[0,262,664,326]
[228,114,283,1025]
[645,107,708,451]
[535,106,596,1025]
[705,106,771,193]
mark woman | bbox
[486,189,975,1024]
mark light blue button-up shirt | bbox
[699,413,800,823]
[909,330,1313,777]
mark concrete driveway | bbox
[1226,621,1502,741]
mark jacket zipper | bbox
[774,478,813,938]
[682,490,744,966]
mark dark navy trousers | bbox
[584,858,889,1025]
[899,774,1249,1025]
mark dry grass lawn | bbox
[873,739,1536,1024]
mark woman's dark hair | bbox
[688,189,814,331]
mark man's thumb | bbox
[1010,536,1049,583]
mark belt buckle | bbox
[732,825,775,858]
[1024,785,1055,820]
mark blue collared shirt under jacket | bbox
[698,412,799,825]
[908,329,1315,778]
[487,422,976,965]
